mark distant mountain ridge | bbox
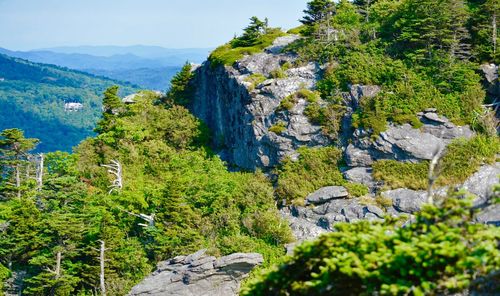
[0,53,138,152]
[0,46,212,90]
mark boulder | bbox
[343,167,375,186]
[281,197,385,241]
[346,117,474,166]
[348,84,381,108]
[382,188,427,213]
[480,63,499,97]
[128,250,263,296]
[462,163,500,206]
[476,204,500,226]
[265,35,300,54]
[305,186,348,205]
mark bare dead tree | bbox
[92,240,108,296]
[34,153,44,191]
[493,10,497,56]
[427,146,444,205]
[119,209,155,228]
[45,251,62,279]
[101,160,123,194]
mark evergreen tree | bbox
[164,63,194,106]
[231,16,268,47]
[300,0,336,25]
[388,0,471,63]
[469,0,500,62]
[0,129,39,199]
[94,86,124,135]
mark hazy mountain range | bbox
[0,46,212,90]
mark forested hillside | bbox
[0,90,291,295]
[0,0,499,295]
[0,54,138,152]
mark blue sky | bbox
[0,0,307,50]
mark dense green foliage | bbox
[284,0,496,136]
[0,91,292,295]
[275,147,346,204]
[243,197,500,295]
[0,54,137,152]
[373,135,499,190]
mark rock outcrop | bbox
[480,63,499,98]
[128,250,263,296]
[282,163,500,242]
[191,36,329,170]
[345,110,474,167]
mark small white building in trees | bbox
[64,102,83,112]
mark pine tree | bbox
[469,0,500,62]
[0,129,39,199]
[300,0,336,25]
[164,62,194,106]
[390,0,471,63]
[94,86,124,135]
[231,16,268,47]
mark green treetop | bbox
[231,16,269,48]
[0,129,39,199]
[300,0,336,26]
[94,85,124,135]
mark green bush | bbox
[372,160,429,190]
[438,135,499,185]
[209,28,285,67]
[269,67,287,79]
[269,121,287,134]
[244,73,267,90]
[304,102,345,139]
[243,197,500,295]
[275,147,344,204]
[277,94,297,111]
[345,182,369,197]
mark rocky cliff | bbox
[190,36,329,170]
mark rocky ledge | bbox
[128,250,263,296]
[345,109,474,167]
[283,163,500,241]
[190,36,329,170]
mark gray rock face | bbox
[191,36,329,170]
[480,63,499,97]
[462,163,500,206]
[381,189,427,213]
[305,186,348,205]
[128,250,263,296]
[476,204,500,226]
[380,163,500,214]
[343,167,375,187]
[281,194,385,241]
[348,84,381,108]
[345,111,474,167]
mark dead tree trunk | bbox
[15,163,20,199]
[101,160,123,194]
[493,11,497,55]
[55,251,61,279]
[427,147,444,205]
[36,153,44,191]
[99,240,106,296]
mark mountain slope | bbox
[0,46,212,90]
[0,53,138,152]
